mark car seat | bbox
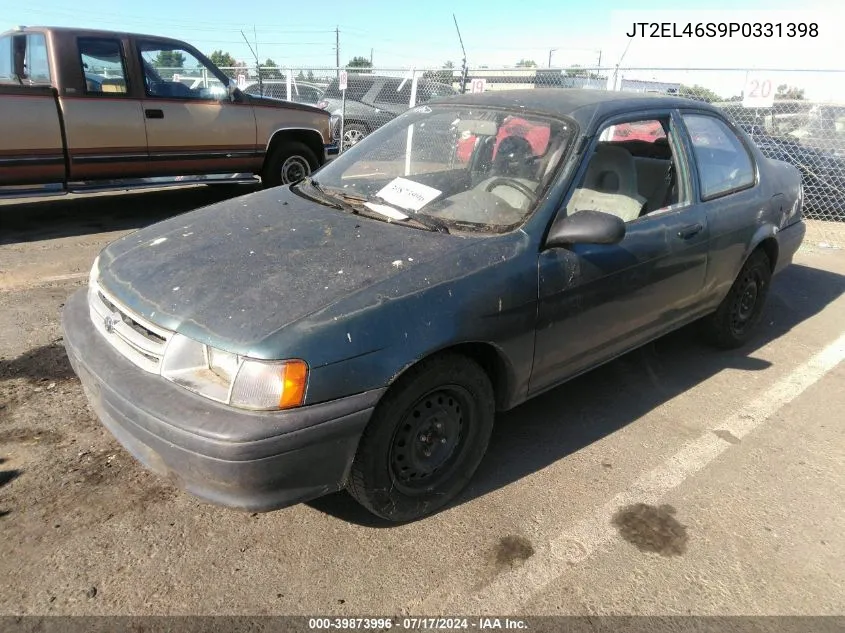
[566,144,647,222]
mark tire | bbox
[347,353,495,522]
[701,249,772,349]
[261,141,319,188]
[341,124,368,151]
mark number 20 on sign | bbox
[742,73,774,108]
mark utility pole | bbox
[335,27,340,78]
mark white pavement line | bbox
[414,331,845,616]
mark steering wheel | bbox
[484,177,537,204]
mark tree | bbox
[261,58,283,80]
[153,50,184,69]
[307,70,315,82]
[515,58,537,68]
[678,84,721,103]
[423,61,455,85]
[563,65,604,80]
[346,56,373,72]
[209,50,237,68]
[776,84,805,100]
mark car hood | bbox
[97,186,472,356]
[244,93,327,115]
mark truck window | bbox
[0,33,51,84]
[0,36,10,83]
[79,38,128,95]
[26,34,51,83]
[138,42,227,101]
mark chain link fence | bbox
[151,63,845,245]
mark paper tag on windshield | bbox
[364,202,409,220]
[375,178,442,211]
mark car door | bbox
[135,39,258,176]
[529,110,710,395]
[370,78,409,124]
[678,110,763,303]
[62,36,150,181]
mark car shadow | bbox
[0,184,259,246]
[0,339,76,384]
[310,262,845,526]
[0,458,21,519]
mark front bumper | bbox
[61,289,383,512]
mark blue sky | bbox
[5,0,835,70]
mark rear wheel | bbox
[701,249,772,349]
[347,354,495,522]
[261,141,318,188]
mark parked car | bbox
[316,74,457,149]
[243,80,324,105]
[0,26,335,198]
[63,89,805,522]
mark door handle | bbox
[145,109,164,119]
[678,223,703,239]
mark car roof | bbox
[431,88,721,128]
[3,25,190,45]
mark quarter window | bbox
[79,38,128,95]
[683,114,755,200]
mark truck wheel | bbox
[342,124,368,150]
[262,141,318,188]
[347,354,495,522]
[701,249,772,349]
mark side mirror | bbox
[227,79,240,102]
[545,210,626,248]
[12,35,27,80]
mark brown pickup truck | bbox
[0,26,337,198]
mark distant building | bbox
[620,78,681,95]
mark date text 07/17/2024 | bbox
[307,617,528,630]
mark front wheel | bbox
[347,354,495,522]
[261,141,318,188]
[701,249,772,349]
[342,124,368,151]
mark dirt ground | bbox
[1,188,843,617]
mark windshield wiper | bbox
[356,194,451,234]
[293,177,356,212]
[301,184,451,234]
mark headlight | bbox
[89,255,100,287]
[161,333,308,410]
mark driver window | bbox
[567,117,683,223]
[138,43,226,100]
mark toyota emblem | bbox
[103,313,121,333]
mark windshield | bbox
[308,105,575,233]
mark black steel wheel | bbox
[347,354,495,522]
[389,386,473,495]
[702,249,772,349]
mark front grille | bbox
[88,282,172,373]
